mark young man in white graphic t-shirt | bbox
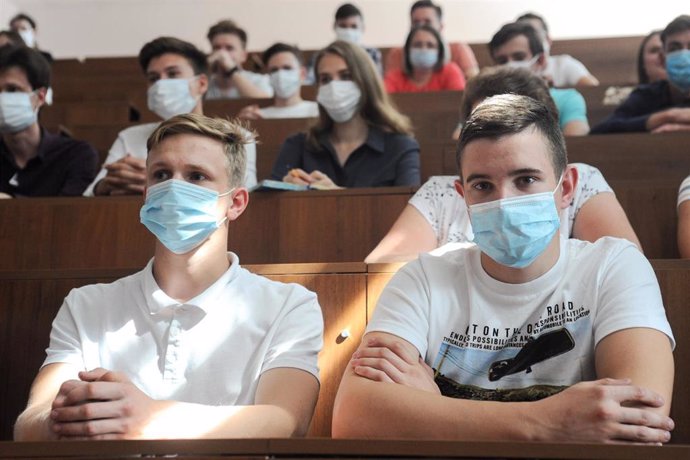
[333,94,675,444]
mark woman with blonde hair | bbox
[270,40,420,188]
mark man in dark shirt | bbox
[592,15,690,134]
[0,45,97,197]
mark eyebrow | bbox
[465,168,544,183]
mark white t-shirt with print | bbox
[260,101,319,119]
[83,122,258,195]
[678,175,690,207]
[409,163,612,247]
[368,237,674,400]
[44,253,323,405]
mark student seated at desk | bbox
[237,43,318,120]
[14,114,323,441]
[366,67,639,264]
[384,25,465,93]
[678,174,690,258]
[592,16,690,134]
[334,94,675,444]
[0,45,98,197]
[84,36,257,196]
[271,40,420,189]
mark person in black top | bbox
[271,40,420,189]
[592,15,690,134]
[0,45,97,197]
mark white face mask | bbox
[147,77,199,120]
[317,80,361,123]
[17,29,35,47]
[335,27,362,44]
[270,69,302,99]
[504,53,541,72]
[0,92,38,133]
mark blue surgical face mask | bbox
[0,91,38,133]
[147,77,199,120]
[665,49,690,93]
[140,179,233,254]
[409,47,438,69]
[468,176,562,268]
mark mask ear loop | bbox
[216,187,237,227]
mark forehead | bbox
[461,128,555,178]
[645,34,662,50]
[411,7,438,22]
[411,29,438,44]
[0,66,32,90]
[147,52,194,74]
[211,33,243,47]
[495,35,532,57]
[149,133,228,169]
[267,51,299,68]
[317,53,348,73]
[664,29,690,49]
[11,19,32,30]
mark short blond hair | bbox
[147,113,254,187]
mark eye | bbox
[339,71,352,81]
[471,181,492,192]
[496,57,508,65]
[318,74,332,85]
[167,70,181,78]
[188,171,208,182]
[151,169,170,182]
[147,75,160,84]
[516,176,538,188]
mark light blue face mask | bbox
[468,176,562,268]
[665,49,690,93]
[409,48,438,69]
[140,179,233,254]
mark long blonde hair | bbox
[308,41,413,148]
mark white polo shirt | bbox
[44,253,323,405]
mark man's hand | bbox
[651,122,690,133]
[97,154,146,195]
[647,107,690,131]
[50,368,169,440]
[350,334,440,395]
[237,104,263,120]
[533,378,674,444]
[208,49,238,75]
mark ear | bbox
[196,73,209,96]
[299,65,307,82]
[238,48,248,65]
[536,53,547,69]
[454,178,466,199]
[226,187,249,222]
[556,165,577,210]
[33,87,47,109]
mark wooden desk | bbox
[1,437,689,459]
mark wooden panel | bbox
[39,101,136,130]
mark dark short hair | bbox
[263,42,303,67]
[207,20,247,49]
[335,3,362,20]
[516,12,548,34]
[403,25,444,75]
[10,13,36,30]
[0,30,24,46]
[456,94,566,181]
[138,36,208,75]
[661,15,690,47]
[410,0,442,20]
[489,22,544,61]
[637,30,662,84]
[460,66,558,121]
[0,44,50,89]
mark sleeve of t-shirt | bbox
[678,175,690,207]
[270,134,306,180]
[384,70,404,93]
[561,55,592,85]
[261,284,324,380]
[451,42,478,78]
[442,63,466,91]
[393,136,421,186]
[244,141,258,187]
[82,131,128,196]
[366,259,432,358]
[248,72,274,97]
[59,141,100,196]
[409,177,446,235]
[42,289,87,369]
[593,241,675,349]
[558,89,588,127]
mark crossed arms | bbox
[14,363,318,440]
[332,329,673,443]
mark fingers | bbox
[54,381,124,408]
[364,335,418,364]
[51,399,124,424]
[352,364,395,383]
[120,155,146,170]
[284,168,312,185]
[52,416,126,438]
[78,368,111,382]
[608,423,672,444]
[609,384,665,408]
[616,407,674,432]
[350,354,407,383]
[104,164,147,183]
